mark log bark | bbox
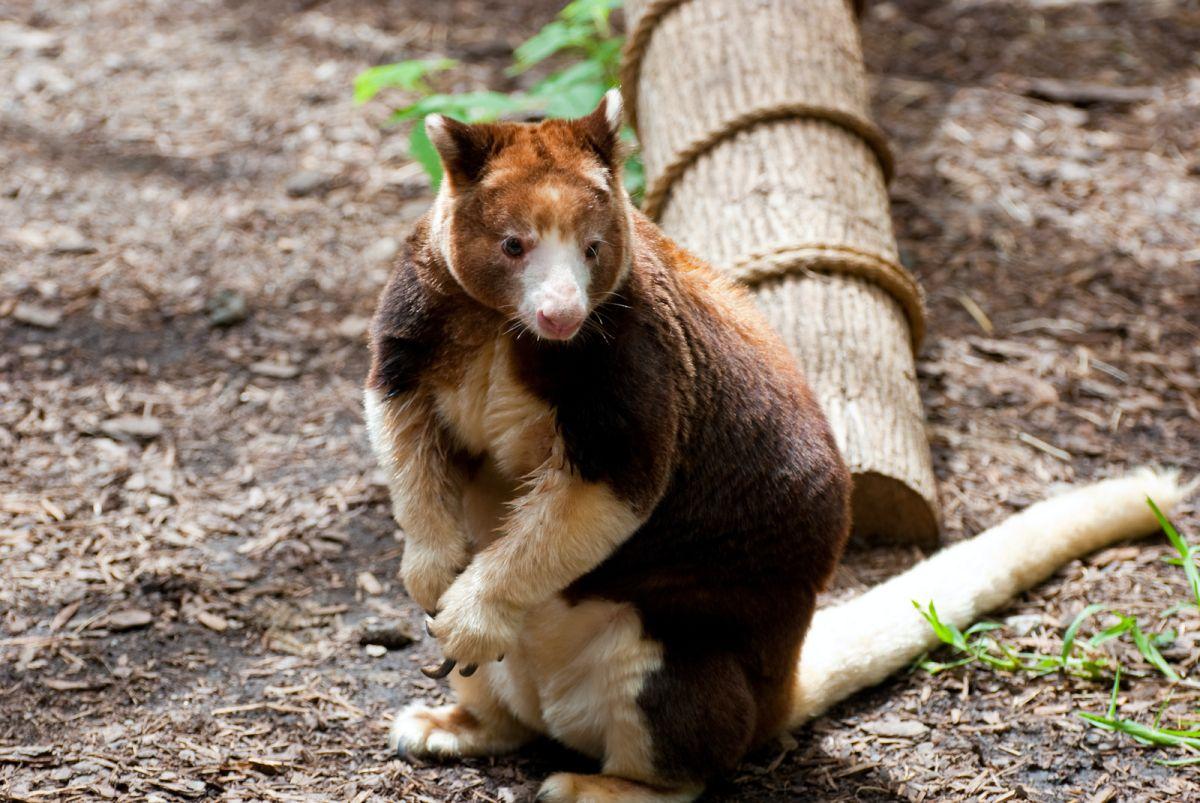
[622,0,939,544]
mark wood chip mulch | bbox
[2,0,1197,800]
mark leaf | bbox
[390,91,530,123]
[583,36,625,78]
[530,60,609,118]
[561,0,622,28]
[354,58,457,104]
[512,20,586,73]
[621,134,645,201]
[511,0,621,74]
[409,122,443,189]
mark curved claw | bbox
[424,616,436,638]
[420,658,456,679]
[458,663,478,677]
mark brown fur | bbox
[366,95,850,797]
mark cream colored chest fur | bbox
[430,337,556,480]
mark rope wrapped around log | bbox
[621,0,939,543]
[620,0,922,350]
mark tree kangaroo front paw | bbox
[400,539,468,614]
[428,566,523,666]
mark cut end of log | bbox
[850,471,940,546]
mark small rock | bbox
[6,225,49,249]
[364,237,398,265]
[153,778,205,799]
[100,415,163,442]
[276,237,300,253]
[11,302,62,329]
[285,170,328,197]
[44,677,111,691]
[364,644,387,658]
[860,718,929,738]
[195,610,228,632]
[249,361,300,379]
[105,609,153,632]
[0,746,53,760]
[336,315,371,340]
[99,723,125,743]
[0,21,63,56]
[5,613,32,635]
[357,571,384,596]
[1056,161,1092,183]
[313,61,339,81]
[357,619,414,651]
[1004,614,1042,637]
[48,226,96,254]
[205,289,248,327]
[14,63,74,95]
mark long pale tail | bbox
[789,469,1193,728]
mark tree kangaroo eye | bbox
[501,237,525,258]
[585,241,601,260]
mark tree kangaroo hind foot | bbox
[536,773,702,803]
[389,672,534,759]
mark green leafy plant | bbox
[913,600,1115,679]
[353,0,643,198]
[915,497,1200,764]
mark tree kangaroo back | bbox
[364,90,1192,802]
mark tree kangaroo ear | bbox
[425,115,507,188]
[573,88,624,170]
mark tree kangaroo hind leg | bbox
[535,650,756,803]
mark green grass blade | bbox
[1062,603,1107,661]
[1131,622,1181,681]
[1091,615,1135,647]
[1079,712,1200,750]
[1156,756,1200,767]
[1150,496,1200,610]
[1109,664,1122,719]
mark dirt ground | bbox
[2,0,1198,800]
